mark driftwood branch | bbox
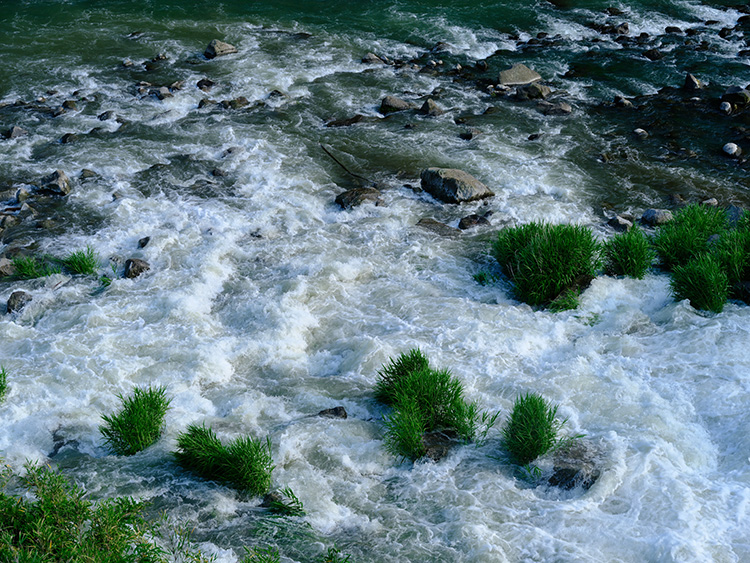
[320,143,372,185]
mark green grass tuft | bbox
[603,226,655,278]
[0,366,7,403]
[11,255,61,279]
[0,461,216,562]
[670,254,728,313]
[100,386,172,456]
[62,245,101,276]
[502,392,565,466]
[492,222,600,309]
[318,546,352,563]
[375,348,430,406]
[653,203,728,270]
[266,487,305,517]
[712,229,750,297]
[174,424,274,496]
[242,546,281,563]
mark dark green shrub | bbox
[671,254,728,313]
[100,386,171,456]
[174,424,274,496]
[653,203,728,270]
[502,392,565,466]
[0,462,165,562]
[62,245,100,276]
[492,222,600,308]
[0,366,6,403]
[603,226,655,278]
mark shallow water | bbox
[1,1,749,561]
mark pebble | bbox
[723,142,741,157]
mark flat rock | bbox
[335,187,383,209]
[318,406,348,419]
[607,215,633,232]
[641,208,673,226]
[38,170,71,196]
[204,39,237,59]
[417,218,461,236]
[124,258,150,279]
[458,214,491,230]
[7,290,32,314]
[380,95,415,114]
[420,167,494,204]
[498,63,542,86]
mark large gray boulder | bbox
[420,168,494,204]
[204,39,237,59]
[498,63,542,86]
[38,170,71,196]
[379,95,415,114]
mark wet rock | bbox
[633,128,648,139]
[538,100,572,115]
[124,258,150,279]
[220,97,249,110]
[326,114,364,127]
[379,95,415,114]
[458,214,490,230]
[153,87,172,100]
[38,170,71,196]
[722,86,750,108]
[60,133,78,144]
[0,215,19,229]
[607,215,633,232]
[197,78,215,91]
[416,218,461,236]
[98,110,116,121]
[498,63,542,86]
[61,100,78,111]
[641,208,673,226]
[614,95,634,108]
[548,440,601,491]
[420,167,494,204]
[362,52,386,64]
[318,406,348,419]
[723,142,742,157]
[335,187,383,209]
[614,22,630,35]
[683,73,702,92]
[204,39,237,59]
[459,128,482,141]
[643,48,664,61]
[198,98,216,109]
[517,82,552,100]
[0,258,15,277]
[475,60,488,72]
[260,491,284,509]
[7,290,32,314]
[701,198,718,207]
[80,169,98,180]
[419,98,444,116]
[421,429,459,462]
[4,126,27,139]
[665,26,682,34]
[138,236,150,249]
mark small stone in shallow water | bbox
[641,208,673,226]
[6,290,32,314]
[723,142,741,157]
[204,39,237,59]
[335,187,382,209]
[633,128,648,139]
[318,406,347,419]
[137,237,150,249]
[458,214,490,230]
[720,101,732,114]
[124,258,150,279]
[701,198,719,207]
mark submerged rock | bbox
[335,187,383,209]
[548,440,601,490]
[420,168,494,204]
[416,218,461,236]
[124,258,150,279]
[318,406,348,419]
[7,290,32,314]
[421,429,460,462]
[458,214,490,230]
[204,39,237,59]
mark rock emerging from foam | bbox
[204,39,237,59]
[420,168,494,204]
[39,170,71,196]
[7,290,32,314]
[124,258,150,279]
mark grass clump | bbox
[492,222,600,309]
[0,366,6,403]
[0,462,172,562]
[11,255,61,279]
[100,385,171,456]
[671,254,728,313]
[712,229,750,297]
[603,226,655,278]
[502,392,566,466]
[242,547,281,563]
[653,203,728,270]
[62,245,100,276]
[174,424,274,496]
[377,350,497,462]
[265,487,305,517]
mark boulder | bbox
[498,64,542,86]
[538,100,572,115]
[4,126,27,139]
[614,23,630,35]
[80,169,98,180]
[0,258,15,277]
[458,214,491,230]
[204,39,237,59]
[419,98,444,116]
[643,48,664,61]
[335,187,383,209]
[517,82,551,100]
[723,142,741,157]
[39,170,71,196]
[220,97,249,110]
[362,53,386,64]
[641,208,673,226]
[416,218,461,236]
[719,101,732,114]
[138,236,151,249]
[420,168,494,204]
[124,258,150,279]
[548,440,601,490]
[607,215,633,232]
[683,73,702,92]
[197,78,215,91]
[318,406,348,419]
[7,290,32,314]
[722,86,750,107]
[379,95,415,114]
